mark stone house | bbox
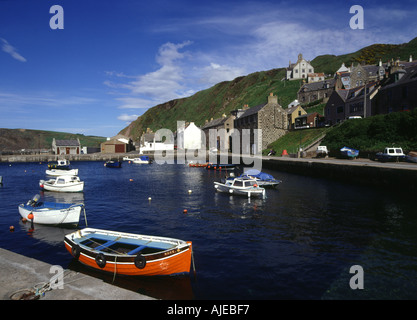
[201,114,234,152]
[325,82,378,125]
[52,138,81,155]
[232,93,287,154]
[374,62,417,114]
[336,62,385,90]
[297,79,335,104]
[286,53,314,80]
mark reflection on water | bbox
[1,161,417,299]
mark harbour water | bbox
[1,160,417,299]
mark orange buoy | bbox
[28,213,34,220]
[129,179,133,182]
[183,209,188,214]
[9,226,15,231]
[253,184,258,187]
[282,149,289,156]
[21,218,27,223]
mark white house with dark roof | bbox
[52,138,81,155]
[286,53,314,80]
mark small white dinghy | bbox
[18,194,86,226]
[45,168,79,176]
[214,176,266,198]
[40,175,84,193]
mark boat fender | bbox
[134,254,146,269]
[95,253,106,268]
[72,244,81,260]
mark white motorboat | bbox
[132,155,151,164]
[214,177,266,198]
[18,194,85,226]
[40,175,84,193]
[46,168,79,176]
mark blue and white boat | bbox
[238,169,282,188]
[18,194,85,226]
[132,155,151,164]
[105,160,122,168]
[340,146,359,159]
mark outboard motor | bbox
[27,194,41,206]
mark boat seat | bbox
[127,245,146,255]
[94,240,117,251]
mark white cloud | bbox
[116,97,156,109]
[198,62,245,86]
[0,38,27,62]
[117,113,139,122]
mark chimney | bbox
[268,93,278,105]
[242,104,249,110]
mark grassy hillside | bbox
[0,128,106,152]
[120,68,302,140]
[321,108,417,156]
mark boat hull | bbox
[40,180,84,192]
[214,182,265,198]
[18,202,83,226]
[46,169,79,176]
[64,228,192,276]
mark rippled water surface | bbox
[1,161,417,299]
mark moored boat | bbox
[105,160,122,168]
[188,161,207,167]
[340,146,359,159]
[132,155,151,164]
[214,176,266,198]
[39,175,84,193]
[47,159,71,170]
[238,169,282,188]
[64,228,193,276]
[206,163,236,171]
[46,168,79,176]
[18,194,85,226]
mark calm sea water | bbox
[1,160,417,300]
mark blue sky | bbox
[1,0,416,138]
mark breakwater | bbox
[260,156,417,191]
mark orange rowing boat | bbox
[64,228,193,276]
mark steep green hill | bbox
[0,128,106,152]
[120,68,302,140]
[120,37,417,141]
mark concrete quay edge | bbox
[0,248,155,300]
